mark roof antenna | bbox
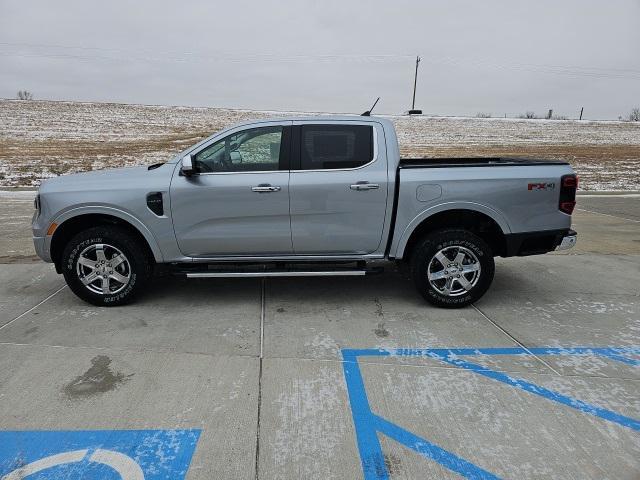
[361,97,380,116]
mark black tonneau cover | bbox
[399,157,569,168]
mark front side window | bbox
[300,125,373,170]
[194,126,283,173]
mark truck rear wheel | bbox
[410,229,494,308]
[61,226,153,306]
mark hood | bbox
[39,165,169,194]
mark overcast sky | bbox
[1,0,639,118]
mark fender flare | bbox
[51,205,164,262]
[393,201,512,259]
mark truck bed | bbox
[388,157,575,259]
[399,157,569,168]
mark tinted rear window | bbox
[300,125,373,170]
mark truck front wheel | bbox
[411,229,495,308]
[61,226,153,306]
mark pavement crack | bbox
[0,284,66,332]
[472,304,563,376]
[254,278,265,480]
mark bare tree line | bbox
[476,107,639,121]
[16,90,34,100]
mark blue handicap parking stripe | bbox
[343,351,499,480]
[373,415,500,480]
[432,354,640,431]
[0,429,201,479]
[342,346,640,480]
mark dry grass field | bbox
[1,100,639,190]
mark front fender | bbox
[48,205,164,263]
[392,201,512,259]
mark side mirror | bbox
[181,154,196,176]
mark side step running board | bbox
[186,270,368,278]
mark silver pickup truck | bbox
[32,116,577,308]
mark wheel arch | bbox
[50,208,162,272]
[394,204,510,261]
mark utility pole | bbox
[408,56,422,115]
[579,107,584,120]
[411,56,421,111]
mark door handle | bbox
[251,184,281,193]
[350,182,380,191]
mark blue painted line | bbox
[390,347,530,357]
[343,348,391,358]
[430,353,640,432]
[342,351,389,480]
[378,346,640,359]
[526,346,640,364]
[594,348,640,366]
[355,346,640,368]
[373,415,500,480]
[598,352,640,366]
[0,429,201,479]
[343,345,640,480]
[342,351,503,480]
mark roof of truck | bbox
[227,115,392,125]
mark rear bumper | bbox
[555,230,577,251]
[504,229,576,257]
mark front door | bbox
[170,123,293,257]
[289,122,388,255]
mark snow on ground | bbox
[391,114,640,147]
[1,100,639,190]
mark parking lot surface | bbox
[0,191,638,479]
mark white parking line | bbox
[576,208,640,223]
[0,284,66,332]
[578,193,640,198]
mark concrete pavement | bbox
[0,191,638,479]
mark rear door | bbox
[289,121,388,254]
[170,121,293,257]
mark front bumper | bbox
[32,235,52,262]
[555,229,577,251]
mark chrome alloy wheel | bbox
[76,243,131,295]
[427,245,481,297]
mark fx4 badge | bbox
[528,182,555,191]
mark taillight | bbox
[559,174,578,214]
[562,176,577,188]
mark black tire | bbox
[61,226,153,306]
[410,229,495,308]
